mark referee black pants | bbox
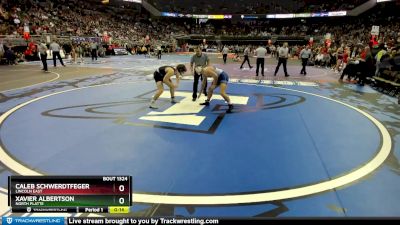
[240,55,252,68]
[40,53,48,71]
[193,71,207,99]
[52,51,64,67]
[256,58,264,76]
[91,49,97,61]
[300,58,308,74]
[274,58,288,76]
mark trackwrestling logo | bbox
[2,217,64,225]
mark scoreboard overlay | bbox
[8,176,132,213]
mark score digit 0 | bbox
[119,197,126,205]
[119,185,125,192]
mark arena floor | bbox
[0,54,399,217]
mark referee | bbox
[274,42,289,77]
[190,46,210,101]
[222,45,229,64]
[49,40,65,67]
[90,41,98,61]
[240,45,253,69]
[299,45,312,75]
[255,45,267,76]
[38,40,48,72]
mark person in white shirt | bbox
[274,42,289,77]
[240,45,253,69]
[221,45,229,64]
[157,45,162,59]
[38,40,48,72]
[270,45,276,58]
[255,45,267,76]
[49,40,65,67]
[299,45,312,75]
[90,42,98,61]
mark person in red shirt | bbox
[28,41,36,52]
[24,47,32,61]
[24,48,31,56]
[336,47,350,75]
[342,47,349,67]
[360,50,366,60]
[369,35,379,48]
